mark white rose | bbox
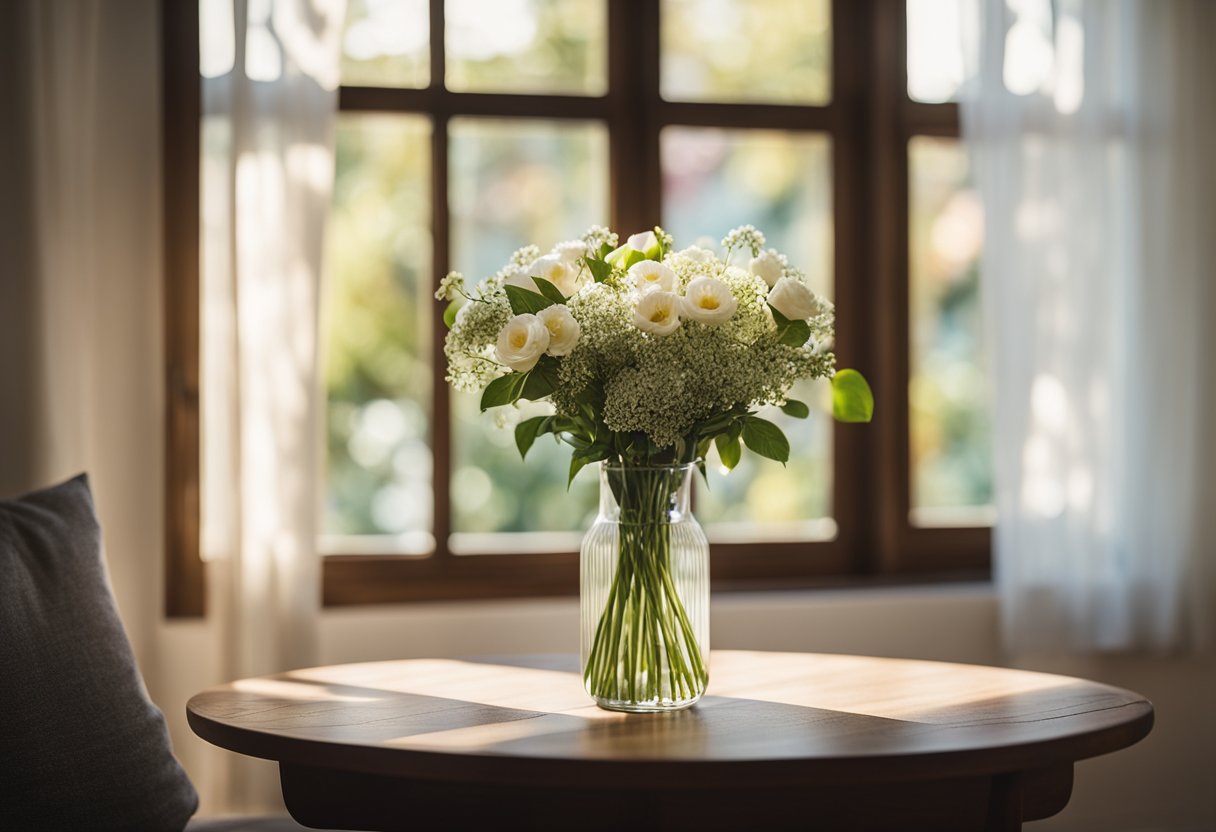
[627,260,676,294]
[537,304,581,356]
[681,275,738,326]
[495,313,551,372]
[749,250,785,288]
[554,240,588,263]
[527,255,581,297]
[632,291,681,336]
[767,277,821,321]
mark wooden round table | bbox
[187,651,1152,831]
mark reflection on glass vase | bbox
[580,462,710,712]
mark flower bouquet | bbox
[437,225,872,710]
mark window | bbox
[164,0,991,616]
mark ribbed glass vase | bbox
[580,462,710,712]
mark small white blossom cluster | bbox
[434,271,464,302]
[581,225,618,251]
[441,226,836,452]
[722,224,766,257]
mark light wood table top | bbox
[188,651,1152,831]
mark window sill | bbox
[321,548,989,608]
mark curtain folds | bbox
[200,0,345,811]
[961,0,1216,653]
[0,0,165,656]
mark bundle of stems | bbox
[583,466,708,705]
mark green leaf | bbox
[531,276,567,305]
[585,258,613,284]
[443,299,461,329]
[568,443,609,487]
[715,432,742,471]
[741,417,790,464]
[520,358,559,400]
[598,242,614,260]
[831,369,875,423]
[505,284,554,315]
[780,399,810,419]
[568,455,589,487]
[480,372,527,411]
[514,416,552,460]
[769,305,812,347]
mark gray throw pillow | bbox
[0,474,199,831]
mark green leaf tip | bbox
[480,372,526,411]
[505,284,555,316]
[715,432,742,471]
[769,305,812,347]
[780,399,810,419]
[740,416,790,464]
[831,369,874,423]
[585,257,614,284]
[515,415,552,460]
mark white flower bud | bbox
[632,291,682,336]
[681,275,737,326]
[627,260,677,294]
[606,230,662,268]
[767,277,821,321]
[749,250,785,288]
[537,304,581,356]
[626,230,658,253]
[495,313,551,372]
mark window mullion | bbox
[827,0,877,572]
[429,0,445,92]
[865,0,914,571]
[430,0,453,560]
[607,0,661,231]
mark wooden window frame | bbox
[164,0,989,617]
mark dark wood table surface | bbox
[187,651,1152,831]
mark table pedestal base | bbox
[280,763,1073,832]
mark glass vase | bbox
[580,462,710,712]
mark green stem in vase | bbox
[583,466,707,707]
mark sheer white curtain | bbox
[0,0,165,656]
[200,0,345,810]
[961,0,1216,653]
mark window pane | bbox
[908,137,993,523]
[449,118,609,541]
[662,128,833,298]
[323,116,434,550]
[907,0,965,103]
[446,0,607,96]
[662,127,835,535]
[661,0,831,105]
[341,0,430,88]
